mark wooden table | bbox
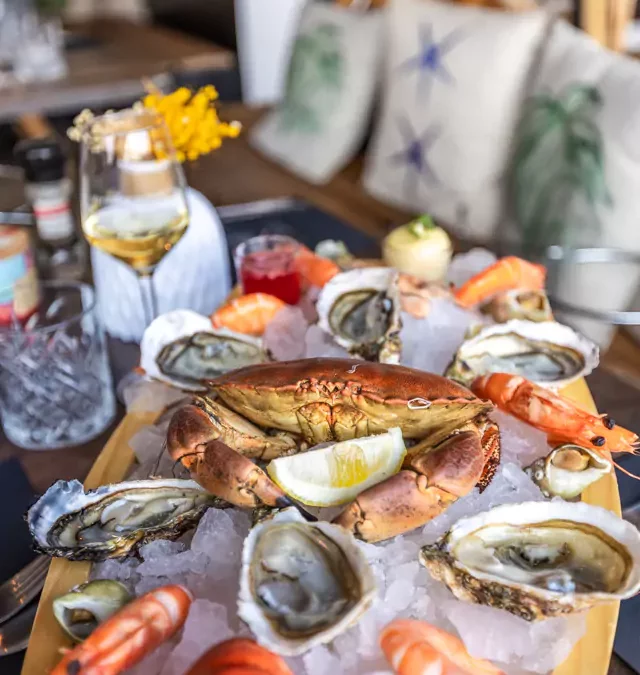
[0,103,637,675]
[0,18,236,121]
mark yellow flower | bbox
[136,84,240,162]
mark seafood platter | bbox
[22,222,638,675]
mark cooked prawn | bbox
[471,373,639,463]
[380,619,504,675]
[185,638,293,675]
[52,584,192,675]
[296,247,340,288]
[211,293,286,336]
[454,256,546,309]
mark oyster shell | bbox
[28,478,222,561]
[525,444,611,499]
[140,310,267,390]
[445,320,598,388]
[485,289,553,323]
[316,267,402,363]
[238,507,376,656]
[53,579,132,642]
[420,500,640,621]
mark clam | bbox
[53,579,132,642]
[140,309,267,390]
[485,289,553,323]
[238,507,376,656]
[445,320,598,388]
[28,478,224,561]
[316,267,402,363]
[420,500,640,621]
[525,444,611,499]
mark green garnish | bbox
[407,214,435,239]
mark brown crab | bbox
[167,358,501,542]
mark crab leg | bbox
[333,419,500,542]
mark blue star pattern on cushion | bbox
[389,117,441,199]
[400,24,465,101]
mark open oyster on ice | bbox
[28,478,223,561]
[525,444,611,499]
[445,320,598,388]
[238,507,376,656]
[316,267,402,363]
[140,309,268,390]
[420,501,640,621]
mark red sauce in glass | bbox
[240,248,301,305]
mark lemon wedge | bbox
[266,428,406,507]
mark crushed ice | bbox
[103,250,587,674]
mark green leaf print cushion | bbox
[508,20,640,348]
[251,3,382,185]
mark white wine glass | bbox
[79,109,189,326]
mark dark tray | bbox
[217,198,381,284]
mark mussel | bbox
[53,579,132,642]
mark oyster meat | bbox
[525,444,611,499]
[53,579,132,642]
[485,289,553,323]
[445,320,598,388]
[140,310,267,390]
[28,478,222,561]
[316,267,402,363]
[238,507,376,655]
[420,500,640,621]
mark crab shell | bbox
[420,500,640,621]
[209,358,493,446]
[316,267,402,364]
[446,320,599,389]
[238,507,376,656]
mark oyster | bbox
[316,267,402,363]
[445,320,598,388]
[53,579,132,642]
[140,309,267,390]
[420,500,640,621]
[238,507,376,656]
[525,444,611,499]
[28,478,222,561]
[485,289,553,323]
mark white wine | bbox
[83,202,188,273]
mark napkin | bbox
[0,458,38,583]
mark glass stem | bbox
[138,272,158,326]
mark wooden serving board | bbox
[21,379,621,675]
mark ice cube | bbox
[264,306,309,361]
[303,645,344,675]
[493,409,551,468]
[400,300,484,375]
[304,324,353,359]
[447,248,497,288]
[160,600,234,675]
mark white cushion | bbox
[512,20,640,347]
[250,3,383,185]
[363,0,549,242]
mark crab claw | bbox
[167,398,298,464]
[333,419,500,542]
[179,439,290,509]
